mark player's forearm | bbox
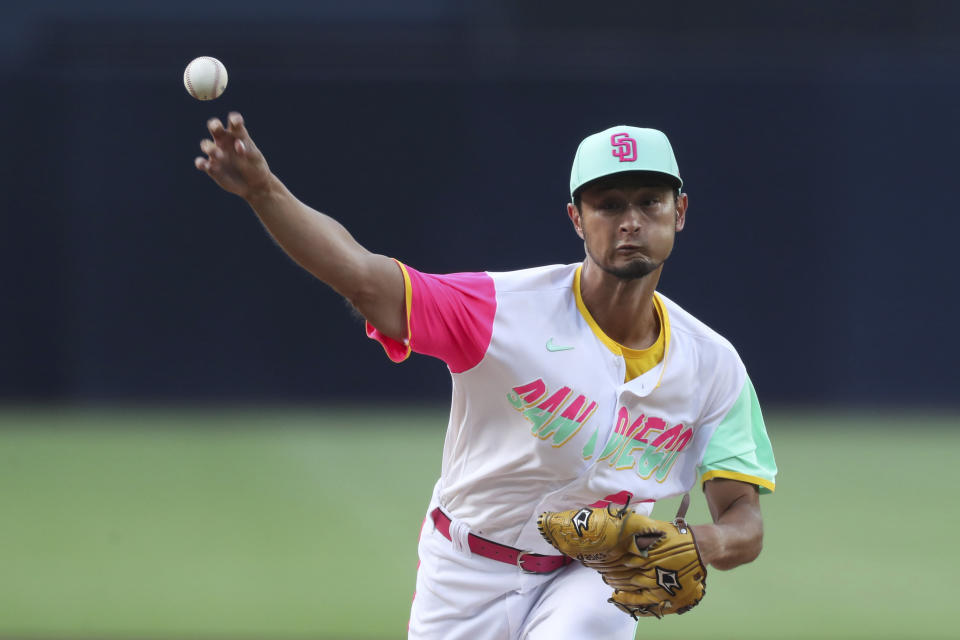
[244,174,375,301]
[691,499,763,571]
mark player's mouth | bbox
[615,244,644,253]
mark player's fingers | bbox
[207,118,232,146]
[195,154,224,176]
[227,112,250,141]
[200,138,224,160]
[235,139,246,155]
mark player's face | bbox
[568,175,687,280]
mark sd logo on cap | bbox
[570,126,683,202]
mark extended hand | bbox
[195,112,273,200]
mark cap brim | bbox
[572,170,683,199]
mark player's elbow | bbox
[341,255,407,341]
[713,530,763,571]
[739,536,764,567]
[329,252,386,307]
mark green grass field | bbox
[0,406,956,639]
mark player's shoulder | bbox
[658,291,742,363]
[486,262,579,294]
[659,293,754,413]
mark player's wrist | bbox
[243,173,284,207]
[689,524,720,567]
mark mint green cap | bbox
[570,126,682,201]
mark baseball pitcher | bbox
[195,115,777,639]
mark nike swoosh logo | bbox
[546,338,575,352]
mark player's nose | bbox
[619,207,643,233]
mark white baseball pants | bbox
[408,506,638,640]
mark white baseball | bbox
[183,56,228,101]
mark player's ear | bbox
[674,192,688,232]
[567,202,585,239]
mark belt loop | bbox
[448,514,473,558]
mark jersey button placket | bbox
[612,354,624,382]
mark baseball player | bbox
[195,114,777,639]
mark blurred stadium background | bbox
[1,1,958,638]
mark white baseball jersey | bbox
[368,261,777,559]
[369,261,776,638]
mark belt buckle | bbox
[516,550,536,574]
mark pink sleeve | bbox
[365,263,497,373]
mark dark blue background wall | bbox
[2,1,958,406]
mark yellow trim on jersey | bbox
[392,259,414,362]
[700,469,776,493]
[573,265,670,383]
[651,297,671,390]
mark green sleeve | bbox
[698,375,777,494]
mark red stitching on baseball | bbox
[186,58,222,100]
[210,59,220,100]
[198,56,220,101]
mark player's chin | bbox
[604,256,658,280]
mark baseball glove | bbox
[537,497,706,619]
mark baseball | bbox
[183,56,228,101]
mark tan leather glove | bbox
[537,499,706,619]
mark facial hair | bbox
[599,257,659,280]
[582,231,662,281]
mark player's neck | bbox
[579,261,661,350]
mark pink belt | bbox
[430,507,574,574]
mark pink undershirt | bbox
[365,265,497,373]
